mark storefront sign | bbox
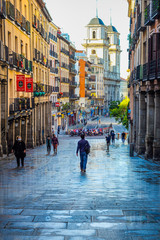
[26,78,33,92]
[16,75,25,92]
[55,102,60,107]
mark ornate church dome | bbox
[88,17,105,26]
[107,25,118,33]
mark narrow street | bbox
[0,136,160,239]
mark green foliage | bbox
[62,103,71,111]
[110,97,130,129]
[109,101,120,110]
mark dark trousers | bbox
[16,157,24,167]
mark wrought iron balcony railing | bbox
[143,63,148,81]
[53,86,59,92]
[0,0,6,18]
[6,0,15,21]
[9,98,31,115]
[61,48,69,56]
[70,81,77,87]
[61,77,69,83]
[15,8,21,26]
[158,57,160,79]
[151,0,160,19]
[26,20,30,35]
[149,59,157,80]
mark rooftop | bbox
[88,17,105,26]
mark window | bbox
[15,36,18,53]
[92,31,96,39]
[8,32,11,49]
[92,49,96,54]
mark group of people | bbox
[46,134,59,155]
[105,130,126,151]
[12,134,59,168]
[11,129,126,173]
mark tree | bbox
[110,97,130,129]
[62,103,70,111]
[109,101,120,110]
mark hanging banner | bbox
[16,75,25,92]
[26,78,33,92]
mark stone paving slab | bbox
[34,214,91,223]
[35,229,96,237]
[0,214,34,222]
[0,137,160,239]
[21,209,70,216]
[6,221,67,229]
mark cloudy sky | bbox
[46,0,129,79]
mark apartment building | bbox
[127,0,160,160]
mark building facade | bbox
[0,1,8,156]
[127,0,160,160]
[49,21,59,132]
[82,17,121,110]
[0,0,54,156]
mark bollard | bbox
[130,143,134,157]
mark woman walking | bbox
[12,136,26,168]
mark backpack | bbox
[84,142,90,154]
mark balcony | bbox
[69,94,79,100]
[149,60,157,80]
[136,65,143,80]
[21,15,26,31]
[137,12,146,32]
[0,0,6,18]
[89,76,96,82]
[61,77,69,83]
[158,57,160,79]
[144,4,154,26]
[0,41,9,63]
[9,98,31,115]
[143,63,148,81]
[152,0,160,19]
[61,48,69,56]
[62,92,69,98]
[37,19,40,32]
[70,81,77,87]
[15,8,21,26]
[50,67,58,74]
[61,62,69,70]
[6,1,15,21]
[53,86,59,92]
[33,15,36,28]
[69,54,76,61]
[26,20,30,35]
[69,67,77,74]
[40,24,44,37]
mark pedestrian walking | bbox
[46,135,51,155]
[12,136,26,168]
[76,133,90,173]
[106,134,111,152]
[121,132,125,143]
[52,134,59,155]
[111,130,115,144]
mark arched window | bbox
[92,31,96,39]
[92,49,96,54]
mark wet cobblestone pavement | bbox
[0,136,160,239]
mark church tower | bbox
[82,15,121,109]
[82,17,109,74]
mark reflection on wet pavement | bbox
[0,136,160,239]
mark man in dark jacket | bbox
[76,133,90,172]
[52,134,59,155]
[12,136,26,168]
